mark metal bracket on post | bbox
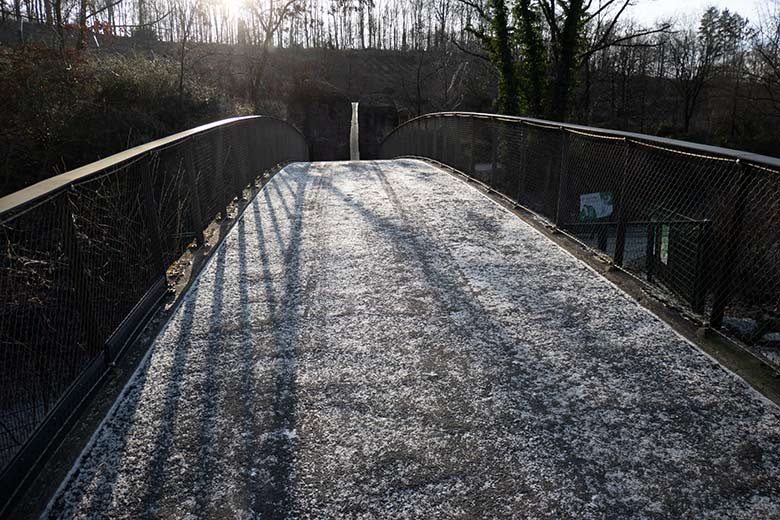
[612,138,631,266]
[554,127,569,227]
[710,159,750,328]
[184,143,205,246]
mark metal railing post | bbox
[491,123,498,187]
[469,117,476,176]
[238,125,250,189]
[692,221,709,314]
[612,138,631,266]
[250,121,261,186]
[419,122,424,157]
[442,122,448,165]
[277,129,283,164]
[214,127,228,219]
[645,223,656,282]
[554,127,569,226]
[141,160,167,274]
[426,119,440,159]
[184,143,205,246]
[62,193,107,364]
[428,120,433,158]
[517,122,529,205]
[710,160,750,328]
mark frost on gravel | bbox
[47,160,780,520]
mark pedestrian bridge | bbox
[47,160,780,518]
[1,115,780,518]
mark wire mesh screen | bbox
[69,161,165,342]
[380,112,780,370]
[0,193,84,473]
[0,116,308,498]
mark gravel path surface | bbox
[47,160,780,519]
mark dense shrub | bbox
[0,46,242,196]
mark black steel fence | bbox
[0,115,308,510]
[381,112,780,368]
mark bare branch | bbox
[454,0,488,22]
[583,0,623,24]
[86,0,124,20]
[451,37,493,64]
[582,25,671,59]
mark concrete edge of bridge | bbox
[8,163,296,520]
[409,156,780,409]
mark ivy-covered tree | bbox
[461,0,655,121]
[462,0,521,114]
[514,0,545,117]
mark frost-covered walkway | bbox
[48,160,780,519]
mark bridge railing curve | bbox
[380,112,780,367]
[0,115,308,511]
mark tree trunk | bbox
[548,0,585,121]
[14,0,23,43]
[76,0,87,49]
[489,0,519,115]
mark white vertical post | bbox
[350,102,360,161]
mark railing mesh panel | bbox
[0,193,84,471]
[69,163,164,342]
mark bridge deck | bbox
[48,160,779,519]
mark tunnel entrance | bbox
[287,79,351,161]
[358,95,398,159]
[287,84,398,161]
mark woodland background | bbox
[1,0,780,195]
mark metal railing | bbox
[381,112,780,368]
[0,115,308,510]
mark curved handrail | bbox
[382,111,780,170]
[0,115,306,214]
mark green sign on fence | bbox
[578,192,614,222]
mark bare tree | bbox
[248,0,302,108]
[667,8,727,134]
[753,0,780,115]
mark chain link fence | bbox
[0,115,308,509]
[381,112,780,371]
